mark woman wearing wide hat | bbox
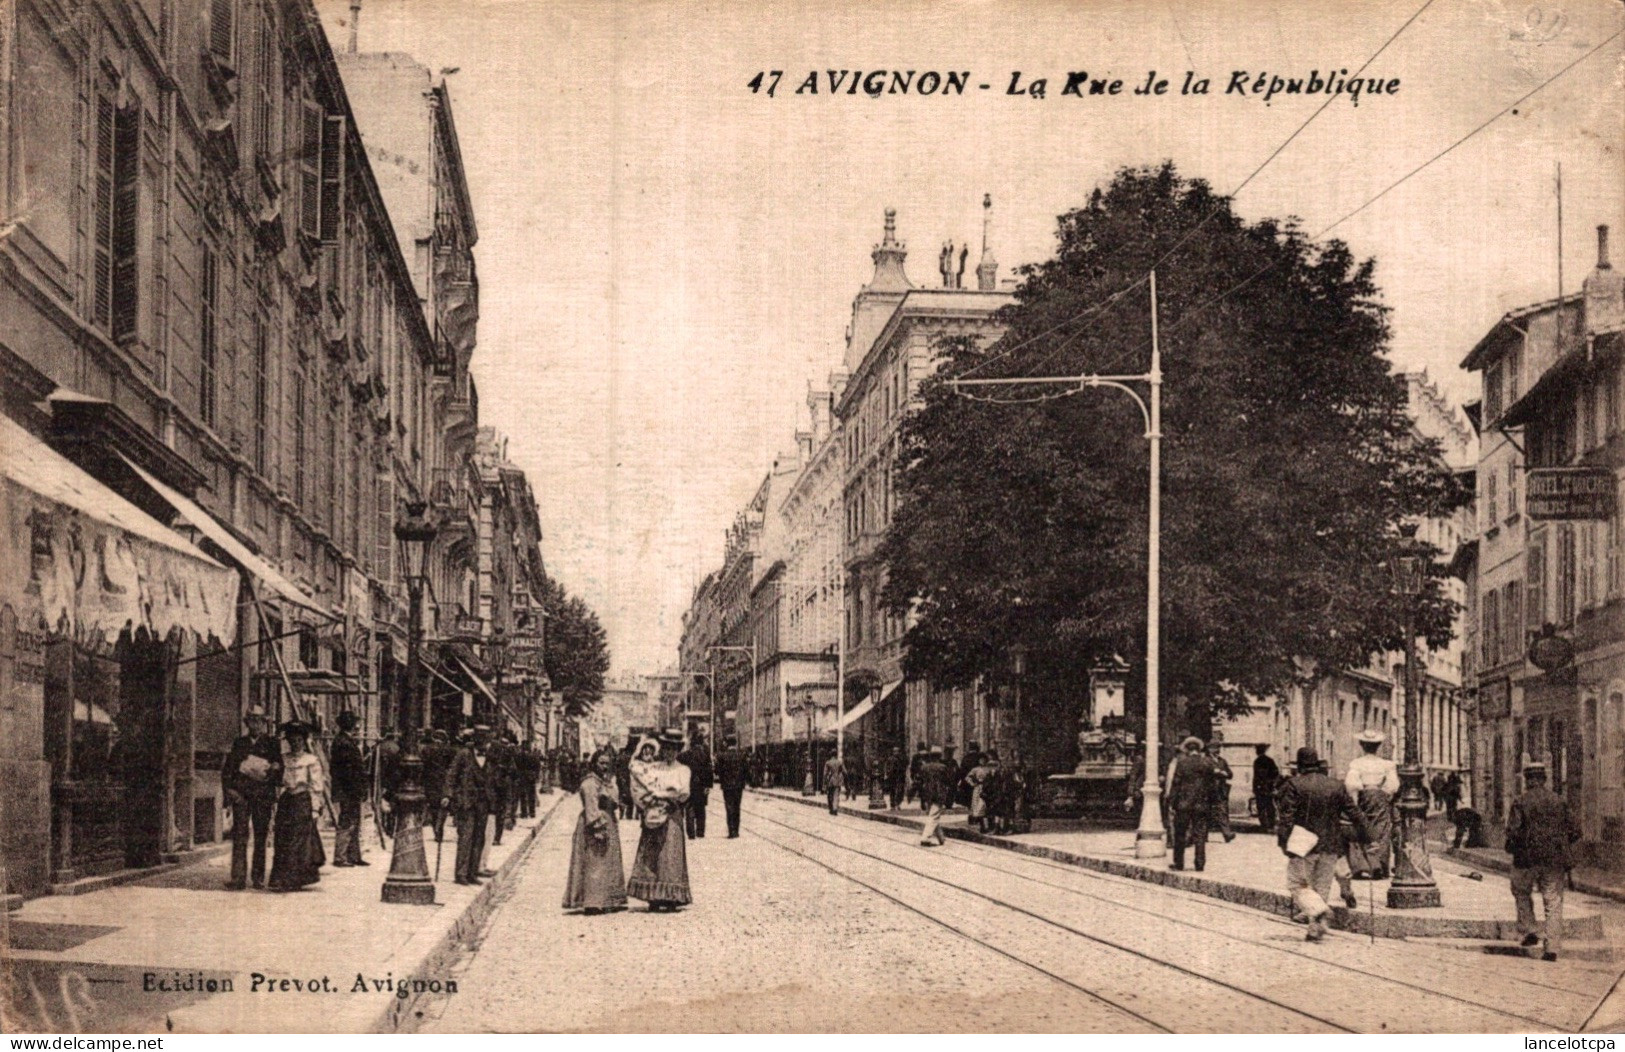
[626,731,692,911]
[267,720,327,891]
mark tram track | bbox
[744,798,1561,1033]
[772,798,1598,1012]
[744,808,1355,1034]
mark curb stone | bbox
[376,790,567,1033]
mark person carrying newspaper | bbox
[1277,746,1369,942]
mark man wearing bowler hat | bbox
[444,724,498,885]
[223,705,282,889]
[1506,760,1581,961]
[329,710,369,867]
[1278,746,1369,941]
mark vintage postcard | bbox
[1,0,1623,1036]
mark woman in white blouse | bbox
[267,720,327,891]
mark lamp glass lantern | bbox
[395,501,438,582]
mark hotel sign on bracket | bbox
[1527,468,1616,521]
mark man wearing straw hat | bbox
[1165,736,1215,872]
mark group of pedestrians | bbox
[223,704,550,894]
[1268,739,1579,959]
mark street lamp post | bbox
[944,270,1166,859]
[382,501,438,905]
[707,644,756,749]
[1388,542,1442,908]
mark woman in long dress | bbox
[563,750,628,914]
[268,721,326,891]
[626,733,691,911]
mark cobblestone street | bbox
[416,793,1625,1033]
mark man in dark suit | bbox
[517,743,540,818]
[715,736,751,837]
[1277,746,1369,941]
[420,729,454,843]
[373,730,402,836]
[223,705,282,890]
[1165,736,1215,872]
[1506,761,1582,960]
[329,710,369,867]
[487,731,515,845]
[1252,744,1280,833]
[443,728,498,885]
[679,732,715,839]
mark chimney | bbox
[1583,222,1625,335]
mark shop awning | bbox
[117,453,332,617]
[835,678,902,731]
[0,414,237,642]
[454,654,500,707]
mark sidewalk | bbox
[755,788,1606,942]
[0,790,568,1033]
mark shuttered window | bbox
[299,98,322,240]
[94,90,141,341]
[210,0,235,65]
[319,114,344,242]
[293,369,308,508]
[252,316,270,473]
[200,247,219,427]
[254,9,276,166]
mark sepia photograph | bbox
[1,0,1623,1036]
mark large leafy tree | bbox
[879,163,1468,724]
[540,575,610,717]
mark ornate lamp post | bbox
[1388,538,1442,908]
[382,501,438,905]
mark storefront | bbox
[0,415,238,898]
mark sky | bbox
[313,0,1623,677]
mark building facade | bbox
[1461,225,1625,865]
[0,0,550,901]
[1,0,446,896]
[834,207,1013,761]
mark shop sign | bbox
[1528,626,1576,671]
[1527,468,1617,521]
